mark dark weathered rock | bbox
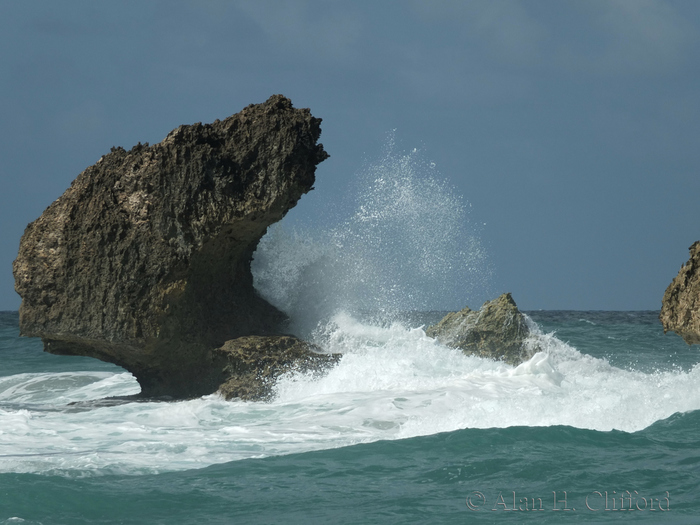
[425,293,537,365]
[13,95,330,398]
[215,336,340,401]
[660,241,700,346]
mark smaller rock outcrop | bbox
[660,241,700,346]
[425,293,537,365]
[215,336,340,401]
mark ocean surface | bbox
[2,309,700,524]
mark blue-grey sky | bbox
[1,0,699,311]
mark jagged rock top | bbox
[660,241,700,346]
[425,293,537,365]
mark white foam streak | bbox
[2,315,700,476]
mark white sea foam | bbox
[1,315,700,476]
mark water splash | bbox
[252,134,492,335]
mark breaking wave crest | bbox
[2,315,700,476]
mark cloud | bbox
[233,0,364,64]
[410,0,546,67]
[556,0,693,75]
[410,0,693,76]
[600,0,691,72]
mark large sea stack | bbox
[13,95,337,399]
[660,241,700,345]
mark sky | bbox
[1,0,699,311]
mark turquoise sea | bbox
[2,309,700,524]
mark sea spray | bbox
[252,134,492,335]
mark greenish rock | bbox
[425,293,538,365]
[660,241,700,346]
[215,336,340,401]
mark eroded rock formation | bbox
[660,241,700,346]
[13,95,333,399]
[216,336,340,401]
[425,293,538,365]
